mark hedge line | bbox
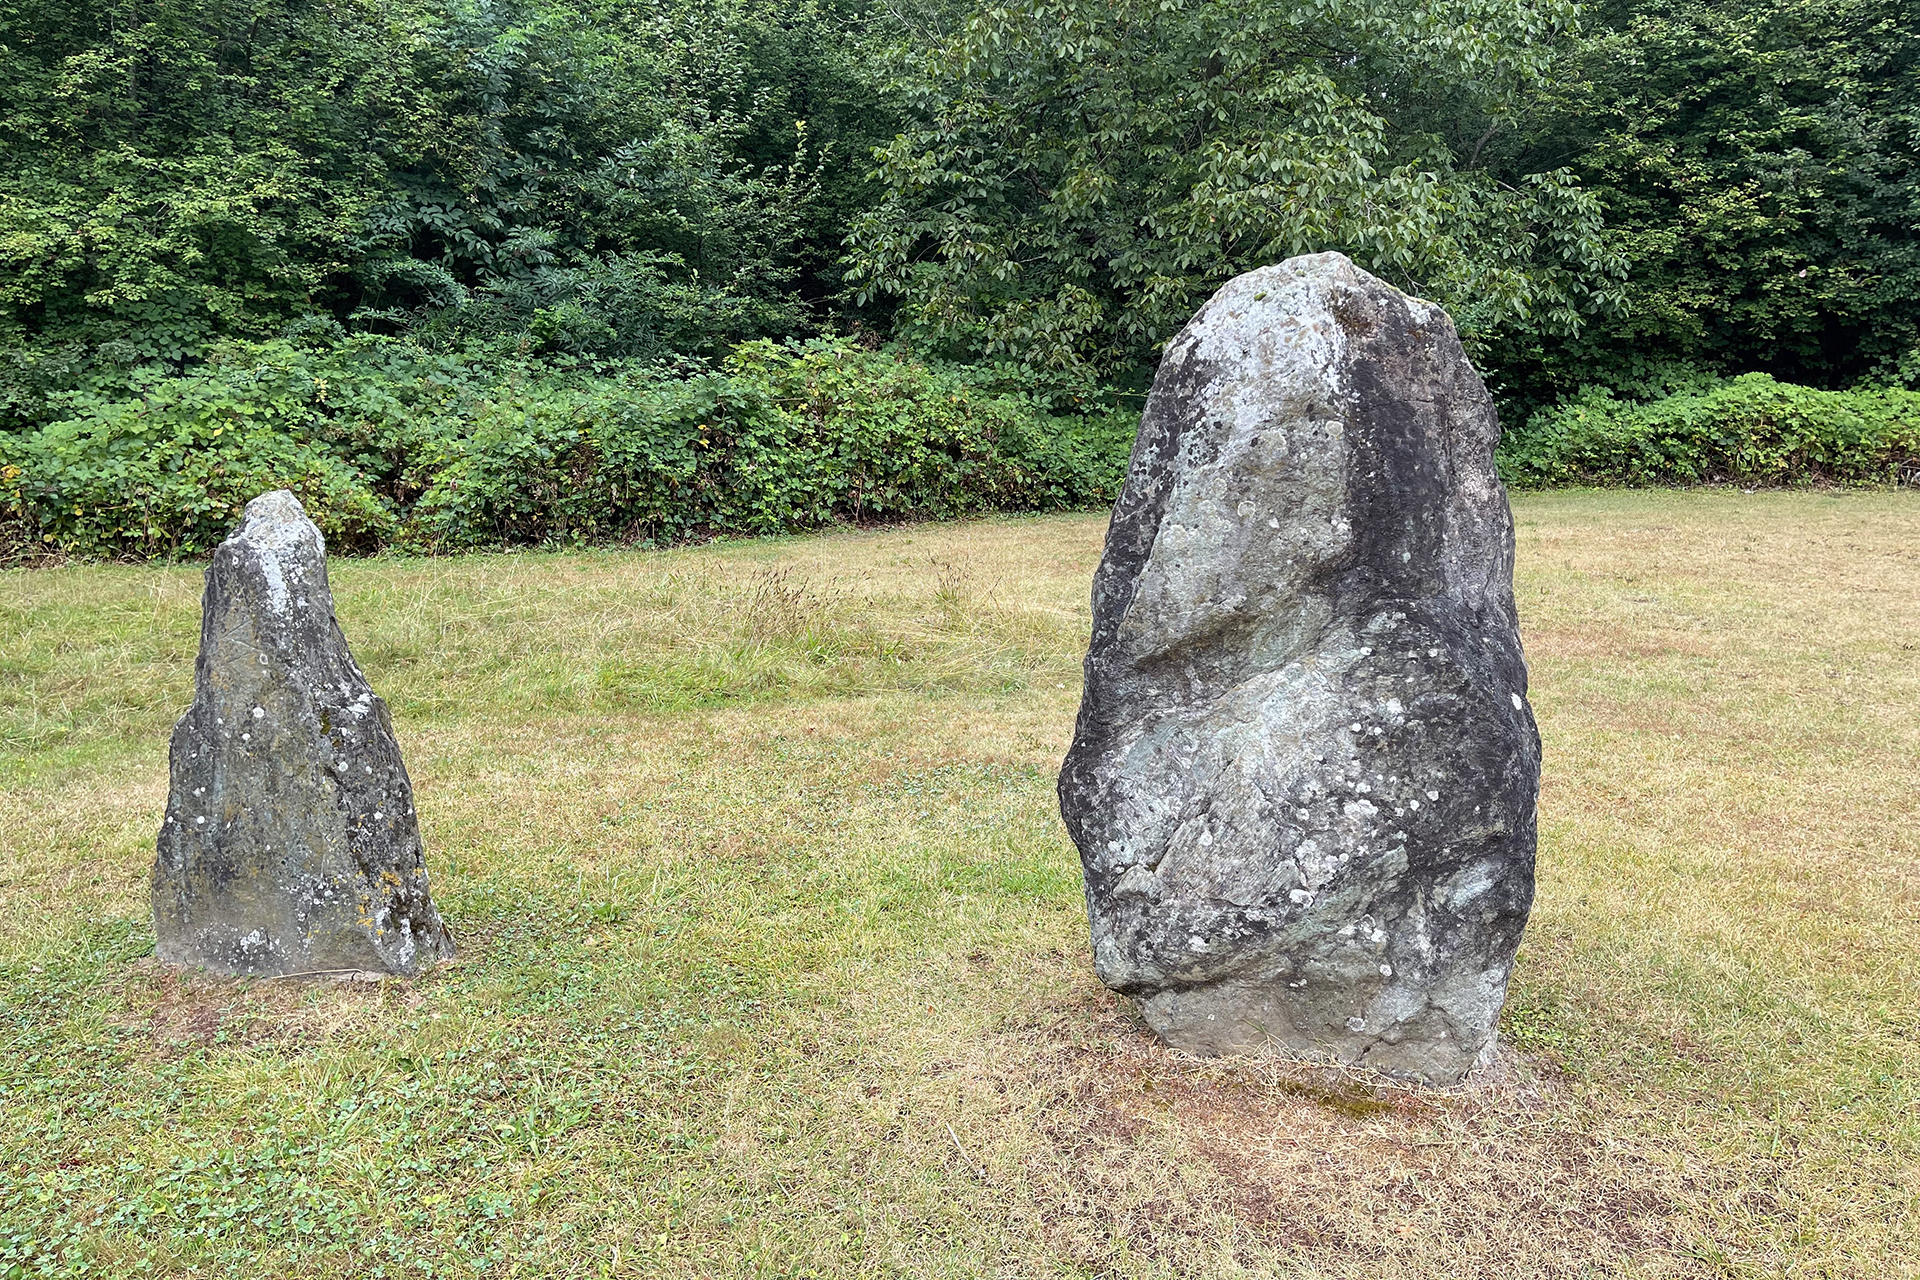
[1,338,1135,559]
[1497,373,1920,488]
[7,355,1912,563]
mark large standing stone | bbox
[153,491,453,977]
[1059,253,1539,1084]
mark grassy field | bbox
[3,490,1917,1279]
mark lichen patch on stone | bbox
[152,489,454,979]
[1059,254,1539,1086]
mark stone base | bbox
[1138,968,1511,1084]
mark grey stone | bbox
[152,490,453,977]
[1059,253,1539,1085]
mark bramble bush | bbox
[12,335,1911,564]
[0,338,1135,560]
[416,340,1134,548]
[1497,373,1920,488]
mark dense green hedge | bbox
[11,349,1912,563]
[1497,374,1920,488]
[0,339,1134,559]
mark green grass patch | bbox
[3,497,1918,1277]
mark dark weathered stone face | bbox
[153,491,453,977]
[1059,253,1539,1084]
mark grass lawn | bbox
[3,490,1918,1279]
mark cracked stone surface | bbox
[1059,253,1539,1084]
[152,490,453,977]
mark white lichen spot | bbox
[1345,1016,1366,1031]
[1510,692,1524,710]
[258,549,291,614]
[1427,790,1441,801]
[1379,964,1393,977]
[252,706,264,719]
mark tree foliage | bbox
[1485,0,1920,414]
[1,0,1916,510]
[844,0,1627,384]
[0,0,894,426]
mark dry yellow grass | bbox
[2,491,1916,1278]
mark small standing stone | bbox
[1059,253,1539,1085]
[153,490,453,977]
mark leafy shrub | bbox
[0,339,545,557]
[1,338,1133,559]
[1498,373,1920,488]
[412,339,1132,548]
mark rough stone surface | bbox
[153,491,453,977]
[1058,253,1539,1084]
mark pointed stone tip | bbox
[1285,249,1356,273]
[216,490,327,618]
[1210,252,1445,330]
[232,489,324,561]
[239,488,310,529]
